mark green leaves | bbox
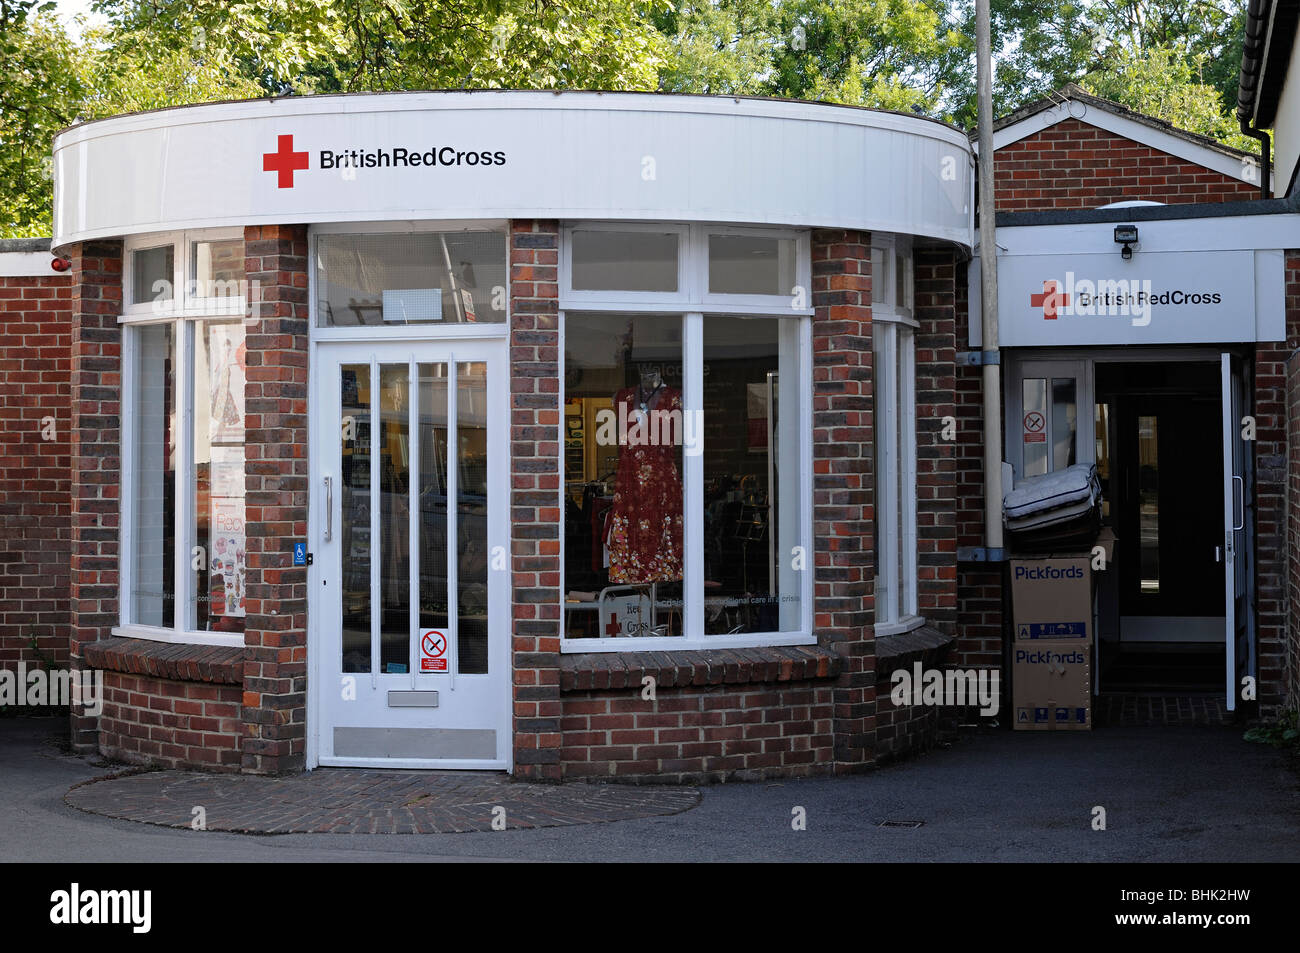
[0,5,85,238]
[0,0,1269,237]
[1081,43,1258,153]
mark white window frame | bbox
[561,222,814,316]
[116,228,249,648]
[872,235,921,636]
[309,220,511,342]
[560,222,692,308]
[698,225,811,311]
[558,223,815,653]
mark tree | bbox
[943,0,1248,124]
[654,0,783,96]
[1081,43,1257,153]
[656,0,970,114]
[0,2,85,238]
[91,0,669,95]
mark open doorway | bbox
[1093,361,1225,693]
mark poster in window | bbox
[209,445,246,619]
[208,324,247,443]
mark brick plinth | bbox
[560,681,835,783]
[97,671,243,771]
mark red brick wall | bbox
[98,671,242,771]
[995,119,1257,211]
[914,249,958,632]
[508,220,563,779]
[241,225,308,774]
[560,682,834,782]
[810,229,876,768]
[0,272,72,670]
[952,256,1004,670]
[66,241,123,750]
[1255,254,1300,715]
[1287,347,1300,714]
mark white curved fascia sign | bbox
[52,92,973,248]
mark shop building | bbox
[0,92,972,777]
[2,73,1299,779]
[962,83,1300,719]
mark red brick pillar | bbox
[508,220,562,779]
[66,240,123,752]
[241,225,309,773]
[914,248,959,632]
[811,229,876,771]
[1254,250,1300,716]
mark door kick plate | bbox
[387,691,440,708]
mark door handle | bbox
[323,475,333,541]
[1232,475,1244,532]
[1215,546,1222,563]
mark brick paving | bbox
[1094,693,1232,727]
[65,769,700,834]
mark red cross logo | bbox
[1030,280,1070,320]
[605,613,621,636]
[263,134,309,189]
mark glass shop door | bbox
[313,340,509,768]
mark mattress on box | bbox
[1005,495,1098,532]
[1004,463,1098,521]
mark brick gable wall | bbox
[995,118,1257,211]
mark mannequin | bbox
[606,365,683,584]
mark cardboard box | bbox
[1010,555,1091,640]
[1012,641,1092,731]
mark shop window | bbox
[561,225,813,650]
[192,239,245,301]
[707,234,797,296]
[562,313,685,638]
[120,230,248,648]
[190,322,247,633]
[570,230,680,292]
[129,324,177,626]
[315,230,507,327]
[131,244,175,309]
[702,316,803,634]
[872,237,918,630]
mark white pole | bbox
[976,0,1004,554]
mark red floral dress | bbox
[607,386,683,584]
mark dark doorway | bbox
[1093,361,1225,693]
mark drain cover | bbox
[877,819,925,829]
